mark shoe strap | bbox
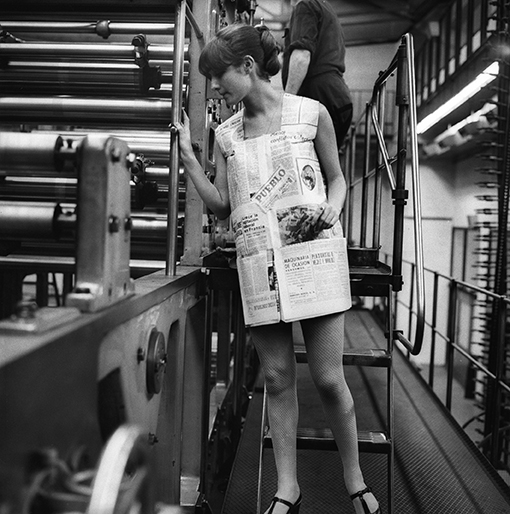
[269,494,302,512]
[350,487,373,514]
[350,486,372,501]
[272,496,294,508]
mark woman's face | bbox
[210,64,250,107]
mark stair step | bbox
[349,261,393,296]
[264,427,391,454]
[295,348,391,367]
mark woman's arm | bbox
[313,103,347,231]
[176,110,231,219]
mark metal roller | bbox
[1,61,168,95]
[0,177,77,200]
[0,178,187,211]
[0,42,184,61]
[0,201,62,238]
[0,96,173,125]
[0,132,80,172]
[0,201,172,241]
[28,129,173,162]
[0,132,61,171]
[1,20,175,36]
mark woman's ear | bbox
[243,55,255,73]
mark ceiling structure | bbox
[255,0,452,47]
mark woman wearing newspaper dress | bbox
[175,23,380,514]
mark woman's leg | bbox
[300,312,379,512]
[250,322,301,512]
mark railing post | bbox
[485,295,507,466]
[390,41,408,292]
[428,272,439,388]
[360,103,371,247]
[446,280,458,411]
[373,86,386,249]
[345,125,356,243]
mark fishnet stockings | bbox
[300,313,364,493]
[250,312,367,504]
[250,322,299,501]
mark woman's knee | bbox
[314,373,349,404]
[263,364,296,395]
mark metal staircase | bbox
[256,34,425,514]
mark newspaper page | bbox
[274,237,351,322]
[228,137,272,208]
[237,251,280,326]
[231,202,270,257]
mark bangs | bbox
[198,38,236,79]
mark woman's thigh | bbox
[300,312,346,384]
[249,322,296,387]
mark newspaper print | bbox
[274,238,351,322]
[231,202,270,257]
[237,251,280,326]
[252,164,298,211]
[227,137,273,210]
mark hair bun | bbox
[255,24,281,77]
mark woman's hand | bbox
[174,109,194,160]
[313,202,340,232]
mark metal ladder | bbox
[256,34,425,514]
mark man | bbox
[283,0,353,148]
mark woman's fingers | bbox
[315,203,339,230]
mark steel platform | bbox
[219,309,510,514]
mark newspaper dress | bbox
[215,93,351,326]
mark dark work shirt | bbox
[282,0,347,85]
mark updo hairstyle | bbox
[199,24,281,81]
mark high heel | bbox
[267,493,302,514]
[350,487,381,514]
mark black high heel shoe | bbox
[350,487,381,514]
[267,493,302,514]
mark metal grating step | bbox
[264,427,391,454]
[295,348,391,367]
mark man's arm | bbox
[284,48,311,95]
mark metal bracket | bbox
[66,135,134,312]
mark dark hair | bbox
[199,24,281,80]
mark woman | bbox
[175,23,380,514]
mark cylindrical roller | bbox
[1,61,166,95]
[29,129,172,160]
[0,177,77,200]
[0,201,61,237]
[0,132,68,171]
[0,21,174,35]
[0,201,171,241]
[0,97,172,125]
[0,42,183,61]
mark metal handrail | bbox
[397,33,425,355]
[347,34,425,355]
[166,0,187,275]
